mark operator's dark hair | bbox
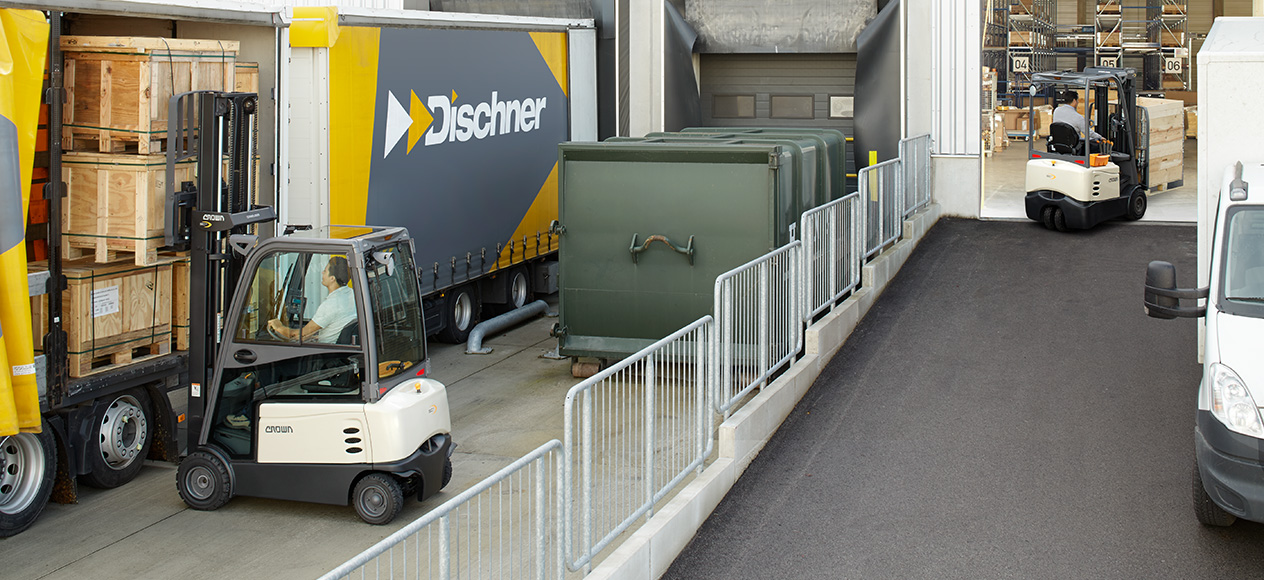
[326,255,351,286]
[1060,90,1079,105]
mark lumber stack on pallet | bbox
[30,258,176,378]
[1139,96,1184,189]
[1185,106,1198,138]
[61,36,239,155]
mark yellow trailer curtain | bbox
[0,9,49,436]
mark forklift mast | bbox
[165,91,277,450]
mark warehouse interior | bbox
[979,0,1250,222]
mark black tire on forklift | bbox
[1126,187,1147,221]
[1053,207,1070,232]
[353,473,404,525]
[437,285,479,344]
[1040,206,1056,230]
[81,388,152,489]
[0,425,57,537]
[1192,456,1236,527]
[177,450,233,511]
[441,456,453,490]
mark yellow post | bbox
[868,150,879,201]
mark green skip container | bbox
[556,140,814,361]
[677,127,848,203]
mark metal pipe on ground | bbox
[465,300,550,354]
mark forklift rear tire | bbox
[1053,208,1069,232]
[353,473,403,525]
[177,450,233,511]
[1126,188,1147,221]
[0,426,57,537]
[1193,456,1236,527]
[1040,206,1056,230]
[437,286,479,343]
[442,457,453,490]
[81,389,152,489]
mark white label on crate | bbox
[13,363,34,376]
[1012,56,1030,73]
[1164,57,1183,74]
[1100,57,1120,68]
[92,286,120,318]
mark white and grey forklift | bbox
[167,91,453,525]
[1024,67,1150,231]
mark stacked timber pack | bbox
[41,36,254,368]
[1138,96,1184,190]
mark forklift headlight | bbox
[1210,363,1264,438]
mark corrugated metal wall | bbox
[932,0,981,155]
[426,0,594,17]
[697,53,856,133]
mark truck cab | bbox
[1145,162,1264,526]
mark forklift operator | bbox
[267,256,357,343]
[1053,91,1110,154]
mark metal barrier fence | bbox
[861,159,905,259]
[712,242,803,414]
[800,192,865,321]
[319,441,564,580]
[900,134,933,216]
[562,318,713,572]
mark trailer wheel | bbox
[1040,206,1056,230]
[437,286,479,343]
[353,473,403,525]
[1053,207,1069,232]
[81,390,152,489]
[177,450,233,511]
[1126,187,1147,221]
[1193,456,1236,527]
[0,427,56,537]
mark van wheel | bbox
[1040,206,1056,230]
[81,390,152,489]
[1126,188,1147,221]
[437,285,479,343]
[177,450,233,511]
[1193,456,1236,527]
[0,426,56,537]
[1053,208,1069,232]
[353,473,403,525]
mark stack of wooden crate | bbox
[54,36,251,363]
[1138,96,1185,190]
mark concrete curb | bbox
[585,203,942,580]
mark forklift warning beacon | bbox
[168,90,453,525]
[1024,67,1150,231]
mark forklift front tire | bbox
[1126,188,1147,221]
[177,450,233,511]
[353,473,404,525]
[1040,206,1055,230]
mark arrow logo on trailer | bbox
[383,90,435,158]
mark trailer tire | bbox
[503,266,532,312]
[353,473,403,525]
[177,450,233,511]
[1193,456,1236,527]
[1126,187,1147,221]
[437,286,479,343]
[0,426,56,537]
[81,389,152,489]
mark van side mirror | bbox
[1144,260,1208,319]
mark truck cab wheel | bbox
[81,390,152,489]
[353,473,404,525]
[0,426,56,537]
[437,286,479,343]
[1192,456,1237,527]
[177,450,233,511]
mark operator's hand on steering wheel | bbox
[267,319,289,341]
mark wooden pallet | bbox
[172,256,190,350]
[69,331,172,378]
[62,36,238,155]
[1151,179,1185,193]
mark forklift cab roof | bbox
[1030,67,1135,91]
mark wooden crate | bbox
[1097,3,1122,15]
[30,258,176,378]
[234,62,259,94]
[1139,97,1185,188]
[1185,106,1198,138]
[1009,31,1036,46]
[62,36,239,154]
[172,256,189,350]
[1097,31,1121,47]
[62,151,196,266]
[1161,30,1184,48]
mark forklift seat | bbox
[1047,122,1082,155]
[336,321,360,345]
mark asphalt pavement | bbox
[665,218,1264,579]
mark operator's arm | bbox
[268,317,322,341]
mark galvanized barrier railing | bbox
[861,158,905,259]
[713,242,803,414]
[900,134,933,216]
[800,192,865,321]
[563,317,713,572]
[319,440,564,580]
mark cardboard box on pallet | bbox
[61,36,238,155]
[29,258,176,378]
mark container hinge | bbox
[550,323,567,338]
[549,220,565,236]
[768,153,780,169]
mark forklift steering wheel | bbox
[267,324,289,342]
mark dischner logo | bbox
[383,89,548,158]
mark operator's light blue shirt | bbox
[1052,104,1104,141]
[311,285,356,343]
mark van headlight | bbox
[1210,363,1264,438]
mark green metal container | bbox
[556,142,797,360]
[678,127,848,202]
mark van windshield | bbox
[1220,207,1264,317]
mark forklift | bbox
[1024,67,1150,231]
[167,90,453,525]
